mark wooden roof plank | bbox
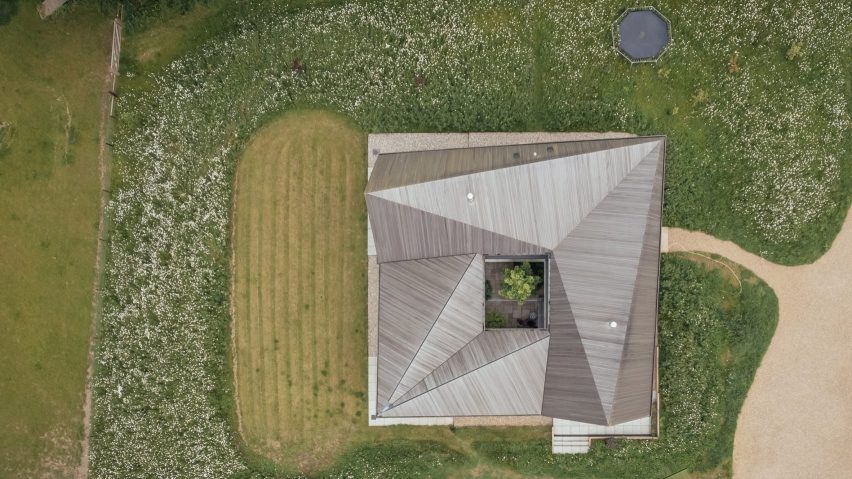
[389,255,486,404]
[377,255,473,409]
[382,337,550,417]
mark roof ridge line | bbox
[609,143,665,423]
[384,254,477,405]
[384,334,551,414]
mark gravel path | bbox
[665,209,852,479]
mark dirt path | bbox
[664,209,852,479]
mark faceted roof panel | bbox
[369,136,665,425]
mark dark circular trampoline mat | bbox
[618,10,669,60]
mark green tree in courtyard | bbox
[499,262,541,305]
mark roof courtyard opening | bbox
[484,256,548,329]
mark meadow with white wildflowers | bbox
[92,0,845,477]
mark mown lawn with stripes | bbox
[230,110,549,476]
[232,111,370,471]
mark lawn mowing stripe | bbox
[327,131,343,421]
[239,157,256,438]
[256,151,270,441]
[350,138,367,414]
[341,136,357,409]
[267,145,280,441]
[269,147,282,441]
[286,138,302,441]
[282,137,294,439]
[323,136,335,420]
[314,138,328,426]
[254,151,268,441]
[261,147,278,441]
[250,154,266,442]
[309,139,320,429]
[297,139,309,437]
[273,139,288,442]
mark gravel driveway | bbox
[664,209,852,479]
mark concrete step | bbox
[551,434,590,454]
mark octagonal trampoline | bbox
[613,7,671,63]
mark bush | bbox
[485,309,506,328]
[0,0,17,27]
[785,42,803,60]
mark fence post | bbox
[108,9,123,117]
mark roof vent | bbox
[466,192,475,202]
[512,152,520,160]
[609,321,618,328]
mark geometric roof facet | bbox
[370,141,659,250]
[381,336,550,417]
[551,142,663,422]
[388,255,485,404]
[376,255,474,410]
[369,136,666,425]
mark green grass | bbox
[231,110,369,473]
[89,0,835,476]
[0,4,112,477]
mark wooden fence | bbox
[108,11,123,116]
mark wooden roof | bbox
[369,137,665,425]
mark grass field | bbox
[0,4,111,477]
[91,0,837,476]
[232,111,369,471]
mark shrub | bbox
[485,309,506,328]
[785,42,803,60]
[0,0,16,27]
